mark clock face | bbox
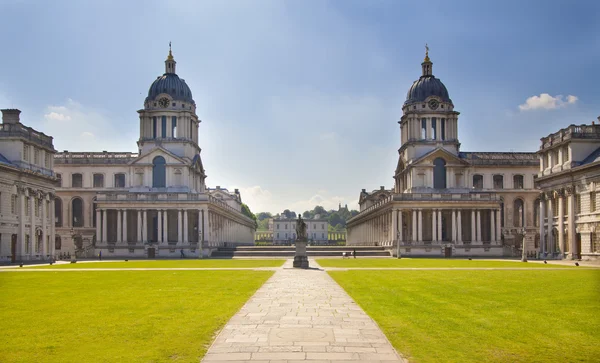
[158,97,170,108]
[428,99,439,110]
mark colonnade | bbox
[15,185,55,259]
[349,207,501,246]
[538,188,578,258]
[96,207,254,246]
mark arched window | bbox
[473,174,483,189]
[55,198,63,227]
[513,198,524,227]
[433,158,447,189]
[55,235,62,250]
[72,197,84,227]
[174,169,182,186]
[152,156,166,188]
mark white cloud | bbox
[518,93,578,111]
[44,111,71,121]
[238,185,273,212]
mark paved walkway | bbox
[202,259,406,362]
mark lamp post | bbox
[520,227,527,262]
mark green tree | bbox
[241,203,257,227]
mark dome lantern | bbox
[165,42,176,74]
[422,43,432,76]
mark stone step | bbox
[211,250,390,258]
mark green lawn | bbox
[0,270,273,363]
[317,258,578,268]
[329,269,600,363]
[26,259,285,269]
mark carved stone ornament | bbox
[564,185,575,196]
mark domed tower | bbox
[398,45,460,162]
[137,44,201,160]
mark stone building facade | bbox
[0,109,58,262]
[535,122,600,260]
[273,217,329,244]
[346,49,540,257]
[53,48,255,258]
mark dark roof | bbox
[404,75,451,105]
[459,152,538,166]
[146,73,194,104]
[581,146,600,165]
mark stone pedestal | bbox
[293,240,309,269]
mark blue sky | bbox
[1,0,599,214]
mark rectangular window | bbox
[473,174,483,189]
[161,116,167,138]
[322,233,325,238]
[11,194,17,214]
[152,117,157,138]
[25,198,30,215]
[35,199,39,217]
[72,173,83,188]
[23,144,29,162]
[513,175,524,189]
[592,232,600,253]
[441,118,446,140]
[576,194,581,214]
[114,174,125,188]
[493,175,504,189]
[590,192,596,212]
[56,173,62,187]
[431,117,437,139]
[45,154,51,168]
[285,224,287,229]
[172,116,177,138]
[322,224,325,229]
[93,174,104,188]
[34,148,39,165]
[421,118,426,139]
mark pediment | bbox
[129,147,187,166]
[413,148,469,167]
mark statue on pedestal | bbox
[293,214,309,268]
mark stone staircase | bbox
[210,245,391,258]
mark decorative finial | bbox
[424,43,430,62]
[167,41,174,61]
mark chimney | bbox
[1,109,21,124]
[216,186,220,190]
[380,186,385,190]
[234,188,239,194]
[361,189,366,193]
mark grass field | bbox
[25,259,285,269]
[329,269,600,363]
[0,270,273,363]
[316,258,579,268]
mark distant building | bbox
[273,217,329,244]
[535,121,600,260]
[0,109,58,262]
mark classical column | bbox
[398,210,403,243]
[417,209,423,242]
[471,210,476,243]
[392,209,398,245]
[29,193,35,256]
[547,196,554,255]
[177,209,183,244]
[102,209,108,243]
[437,210,442,242]
[117,209,122,243]
[42,196,48,257]
[137,210,142,243]
[496,208,501,244]
[142,210,147,243]
[567,188,576,259]
[96,208,101,243]
[558,191,565,255]
[412,210,417,242]
[490,209,495,242]
[123,209,128,243]
[431,210,437,242]
[457,210,462,243]
[451,209,456,242]
[19,190,26,258]
[163,209,168,243]
[539,197,546,256]
[50,196,55,257]
[476,209,482,242]
[183,209,189,243]
[157,210,163,243]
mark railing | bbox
[540,124,600,149]
[97,192,209,202]
[0,123,54,149]
[55,151,138,164]
[9,160,55,177]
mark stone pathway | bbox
[202,259,407,362]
